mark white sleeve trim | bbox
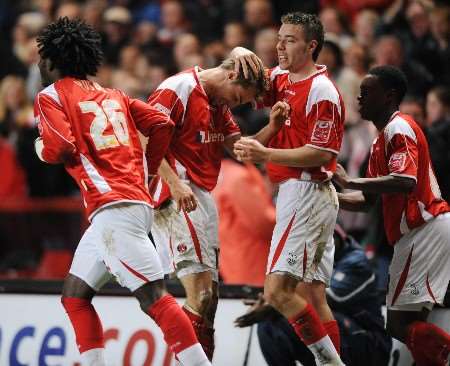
[306,74,341,117]
[389,173,417,182]
[384,117,417,144]
[304,144,339,155]
[34,138,46,162]
[37,94,76,149]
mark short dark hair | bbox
[220,58,268,97]
[368,65,408,104]
[281,12,324,61]
[37,17,103,79]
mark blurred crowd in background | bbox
[0,0,449,287]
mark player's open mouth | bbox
[278,55,287,62]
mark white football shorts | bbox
[69,202,164,292]
[387,212,450,311]
[152,182,219,282]
[267,179,338,285]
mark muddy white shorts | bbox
[152,183,219,282]
[69,202,164,292]
[267,179,338,285]
[387,212,450,310]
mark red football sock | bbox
[61,297,104,353]
[323,320,341,354]
[147,295,198,355]
[183,306,215,361]
[289,303,328,345]
[406,321,450,366]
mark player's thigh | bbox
[172,188,219,281]
[151,219,174,276]
[68,224,112,293]
[93,203,164,292]
[387,213,450,308]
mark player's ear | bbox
[308,40,318,56]
[228,70,239,81]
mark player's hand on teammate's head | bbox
[232,47,265,79]
[235,293,277,327]
[234,138,270,163]
[333,163,350,189]
[269,101,290,129]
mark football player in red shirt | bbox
[334,65,450,366]
[233,13,345,366]
[147,58,279,360]
[34,18,211,366]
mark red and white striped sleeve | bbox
[34,85,76,164]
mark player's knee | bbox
[264,288,291,311]
[134,280,167,313]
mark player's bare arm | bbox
[223,133,242,160]
[235,139,333,167]
[333,163,416,194]
[251,101,290,146]
[229,46,264,79]
[336,191,376,212]
[158,159,197,212]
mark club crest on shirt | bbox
[311,120,332,144]
[177,243,187,254]
[388,152,406,172]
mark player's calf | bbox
[61,274,105,366]
[135,280,211,366]
[61,297,105,366]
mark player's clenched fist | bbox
[234,137,271,163]
[269,101,290,129]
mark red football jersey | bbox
[35,77,174,220]
[366,111,450,244]
[147,67,241,205]
[261,65,345,183]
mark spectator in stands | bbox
[429,6,450,85]
[244,0,275,36]
[0,137,27,199]
[236,225,392,366]
[373,35,433,98]
[400,95,426,128]
[319,6,353,49]
[55,0,82,20]
[102,6,132,65]
[158,0,190,46]
[212,159,275,286]
[173,33,202,71]
[0,76,34,138]
[111,45,149,99]
[377,0,441,81]
[353,9,380,49]
[426,86,450,202]
[224,22,250,52]
[82,0,107,30]
[318,38,361,125]
[254,28,279,69]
